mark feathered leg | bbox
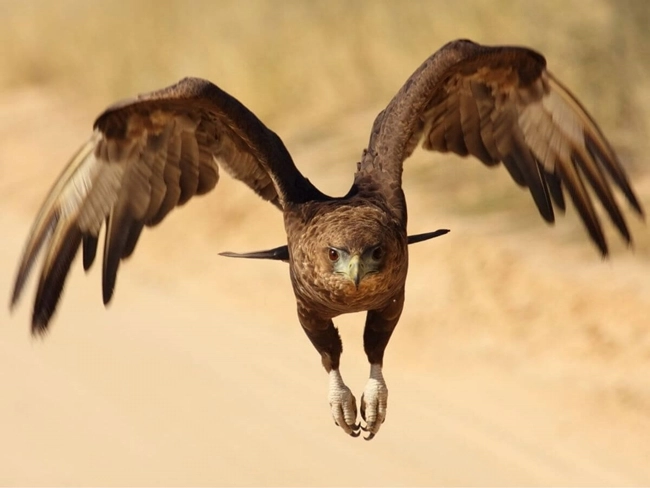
[360,288,404,440]
[297,307,360,437]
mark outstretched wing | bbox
[11,77,324,334]
[359,39,644,254]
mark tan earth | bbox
[1,88,650,486]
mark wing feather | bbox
[470,80,503,164]
[442,88,468,156]
[11,77,325,332]
[543,170,565,211]
[556,160,606,251]
[82,234,99,271]
[360,39,644,255]
[149,130,183,225]
[102,197,134,305]
[32,226,83,334]
[458,80,494,165]
[11,137,99,306]
[143,126,172,221]
[121,221,145,260]
[178,128,201,204]
[195,125,220,195]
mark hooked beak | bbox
[347,255,364,289]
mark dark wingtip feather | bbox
[584,213,609,257]
[10,276,23,311]
[9,281,22,312]
[102,247,120,306]
[82,235,99,271]
[584,136,645,218]
[31,315,52,337]
[554,161,612,257]
[102,276,116,305]
[570,152,634,246]
[102,251,119,305]
[11,212,60,311]
[121,221,145,260]
[543,171,566,212]
[505,138,555,224]
[583,221,609,258]
[31,227,83,335]
[102,212,134,305]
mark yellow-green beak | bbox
[347,255,364,288]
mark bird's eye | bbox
[372,246,383,261]
[328,248,339,261]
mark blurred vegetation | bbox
[1,0,648,132]
[1,0,648,247]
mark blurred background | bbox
[1,0,649,485]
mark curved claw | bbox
[334,419,360,435]
[328,369,359,437]
[359,364,388,439]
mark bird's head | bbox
[288,203,407,311]
[325,243,384,290]
[319,210,407,301]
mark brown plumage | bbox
[10,40,644,439]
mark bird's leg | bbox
[328,368,359,437]
[360,289,404,440]
[360,364,387,441]
[297,308,360,437]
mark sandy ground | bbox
[1,88,650,486]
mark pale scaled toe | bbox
[360,364,388,440]
[328,369,360,437]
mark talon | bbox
[358,364,388,439]
[328,369,359,437]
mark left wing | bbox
[10,77,325,334]
[358,39,644,255]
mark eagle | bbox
[10,39,644,440]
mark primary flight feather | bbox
[11,40,644,439]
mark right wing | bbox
[11,77,324,334]
[359,40,643,254]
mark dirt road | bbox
[1,89,649,486]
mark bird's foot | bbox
[359,364,388,440]
[328,369,360,437]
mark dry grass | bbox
[7,6,649,176]
[2,0,649,134]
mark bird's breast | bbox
[290,261,406,316]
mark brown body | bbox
[10,40,644,439]
[286,195,408,371]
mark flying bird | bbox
[10,40,644,440]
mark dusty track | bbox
[1,89,649,486]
